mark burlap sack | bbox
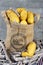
[5,19,34,51]
[10,23,34,52]
[1,11,34,52]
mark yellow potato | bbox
[28,11,33,17]
[20,20,27,25]
[6,9,20,23]
[21,52,29,57]
[16,8,26,14]
[27,17,34,24]
[27,11,34,24]
[20,10,27,20]
[27,42,36,57]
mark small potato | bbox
[20,20,27,25]
[16,8,26,14]
[27,11,34,24]
[20,10,27,20]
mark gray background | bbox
[0,0,43,42]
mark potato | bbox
[27,11,34,24]
[20,10,27,20]
[20,20,27,25]
[6,9,20,23]
[16,8,26,14]
[27,42,36,57]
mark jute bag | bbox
[1,9,39,52]
[9,23,34,52]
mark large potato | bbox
[20,10,27,20]
[21,42,36,57]
[6,9,20,23]
[27,42,36,57]
[27,11,34,24]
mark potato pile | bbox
[16,8,34,24]
[6,8,35,25]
